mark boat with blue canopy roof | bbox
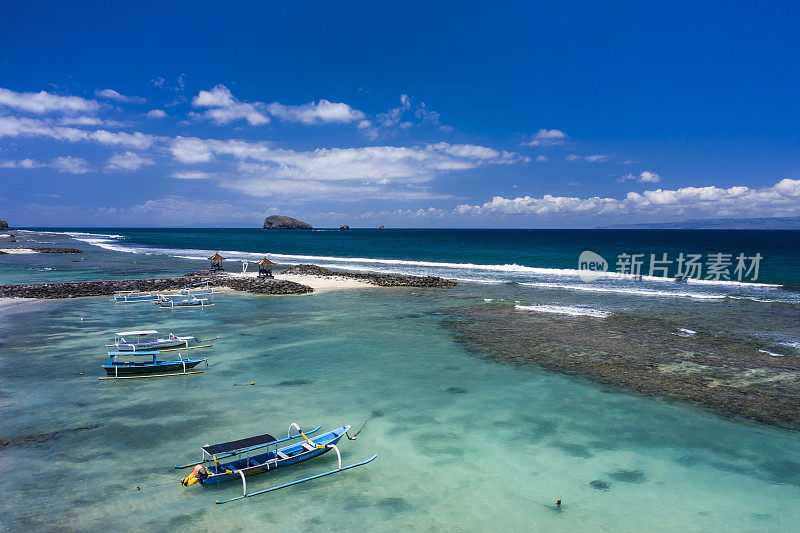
[100,350,207,379]
[176,422,378,504]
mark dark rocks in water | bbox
[339,224,350,231]
[0,219,8,230]
[608,469,647,483]
[442,304,800,431]
[0,270,313,299]
[278,379,311,387]
[371,410,384,417]
[377,497,411,512]
[32,247,84,254]
[2,424,100,448]
[554,442,593,458]
[283,263,457,288]
[589,479,610,490]
[446,387,467,394]
[378,225,385,231]
[263,215,312,230]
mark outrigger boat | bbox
[176,423,378,504]
[110,330,198,351]
[101,350,207,379]
[113,290,160,303]
[180,281,215,296]
[157,296,213,308]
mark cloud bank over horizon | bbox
[1,85,797,227]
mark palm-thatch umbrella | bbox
[255,257,276,277]
[208,252,226,271]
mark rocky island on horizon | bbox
[262,215,313,230]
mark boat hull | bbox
[102,358,204,375]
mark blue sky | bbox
[1,1,799,227]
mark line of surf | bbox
[49,230,784,289]
[514,304,611,318]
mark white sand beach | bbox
[225,271,376,290]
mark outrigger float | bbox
[176,423,378,504]
[108,330,198,351]
[100,350,207,379]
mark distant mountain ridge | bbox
[604,216,800,230]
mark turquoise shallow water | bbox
[2,288,799,531]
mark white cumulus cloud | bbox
[191,84,366,127]
[168,137,524,200]
[267,99,365,124]
[192,84,270,126]
[105,151,154,171]
[618,170,661,183]
[455,179,800,219]
[524,129,567,146]
[95,89,146,104]
[52,156,91,174]
[0,87,99,114]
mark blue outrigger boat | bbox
[113,290,160,303]
[101,350,207,379]
[176,423,378,504]
[157,295,213,308]
[180,281,215,296]
[109,330,198,351]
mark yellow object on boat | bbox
[180,474,199,486]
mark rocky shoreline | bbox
[0,264,456,299]
[0,270,312,299]
[283,264,457,287]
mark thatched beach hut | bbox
[208,253,226,271]
[255,257,276,278]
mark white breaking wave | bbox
[520,281,726,300]
[514,304,611,318]
[758,349,786,357]
[673,328,698,337]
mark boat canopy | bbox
[108,350,161,356]
[116,330,158,336]
[203,433,277,456]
